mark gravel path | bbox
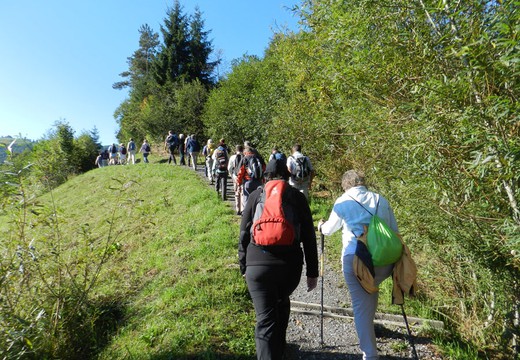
[191,164,444,360]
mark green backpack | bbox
[350,195,403,266]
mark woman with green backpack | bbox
[318,170,400,360]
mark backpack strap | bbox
[348,194,380,238]
[347,195,375,216]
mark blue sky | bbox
[0,1,300,145]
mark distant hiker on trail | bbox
[127,138,137,164]
[318,170,400,360]
[239,158,319,360]
[118,143,127,165]
[203,138,216,183]
[108,143,118,165]
[212,139,229,194]
[140,139,151,163]
[236,145,266,212]
[268,147,287,163]
[184,135,192,167]
[186,134,201,171]
[287,144,315,201]
[101,149,109,167]
[228,144,244,215]
[95,152,103,168]
[178,134,186,166]
[164,130,179,165]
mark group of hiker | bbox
[94,130,415,360]
[94,138,144,166]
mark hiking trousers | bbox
[246,263,302,360]
[343,254,393,360]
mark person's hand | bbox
[307,277,318,292]
[317,219,325,232]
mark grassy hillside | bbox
[1,163,256,359]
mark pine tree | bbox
[153,0,191,85]
[113,24,159,91]
[188,7,218,86]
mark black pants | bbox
[215,171,227,192]
[246,263,302,360]
[168,150,177,164]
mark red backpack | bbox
[252,180,295,246]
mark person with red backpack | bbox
[236,145,266,211]
[238,159,319,360]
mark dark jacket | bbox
[238,181,319,277]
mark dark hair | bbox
[264,159,290,181]
[292,144,302,152]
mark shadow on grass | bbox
[84,298,127,359]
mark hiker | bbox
[118,143,127,165]
[95,152,103,168]
[140,139,151,163]
[108,143,118,165]
[203,139,216,183]
[184,134,192,167]
[212,139,229,194]
[287,144,315,201]
[268,147,286,162]
[318,170,399,360]
[178,134,186,165]
[186,134,201,171]
[239,158,319,360]
[164,130,178,165]
[228,144,244,215]
[127,138,137,164]
[236,145,266,211]
[101,149,109,167]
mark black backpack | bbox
[215,148,228,173]
[247,156,263,180]
[291,156,310,181]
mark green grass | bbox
[1,163,256,359]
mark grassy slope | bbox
[35,164,255,359]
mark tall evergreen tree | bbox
[188,7,218,86]
[112,24,160,93]
[153,0,191,85]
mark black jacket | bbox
[238,181,319,277]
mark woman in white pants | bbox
[318,170,399,360]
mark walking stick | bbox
[400,303,419,360]
[320,232,325,346]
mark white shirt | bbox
[227,153,239,177]
[320,186,399,258]
[286,151,313,186]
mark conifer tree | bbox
[153,0,191,85]
[112,24,159,92]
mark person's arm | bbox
[318,204,343,236]
[307,157,315,187]
[238,189,261,275]
[293,189,319,280]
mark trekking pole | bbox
[320,232,325,346]
[400,303,419,360]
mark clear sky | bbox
[0,0,300,145]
